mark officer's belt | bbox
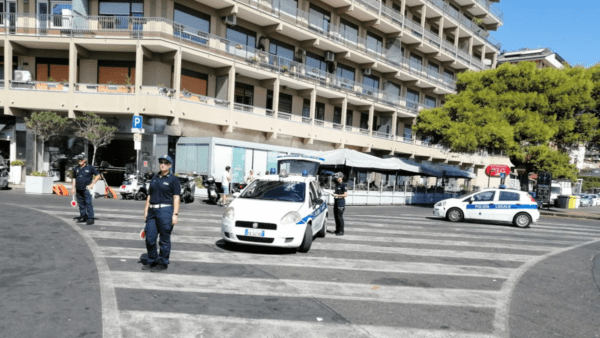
[149,204,172,208]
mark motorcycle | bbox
[0,159,9,190]
[203,176,220,204]
[177,172,198,204]
[120,172,152,200]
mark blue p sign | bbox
[500,173,506,179]
[132,115,143,129]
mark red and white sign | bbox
[485,165,510,177]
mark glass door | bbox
[38,0,49,34]
[8,0,17,34]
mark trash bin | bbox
[573,196,580,208]
[567,195,578,209]
[555,195,570,208]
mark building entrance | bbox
[0,140,9,165]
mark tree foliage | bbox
[414,62,600,181]
[73,112,117,166]
[25,111,69,171]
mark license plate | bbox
[245,229,265,237]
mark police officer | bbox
[71,155,100,225]
[333,172,348,236]
[142,155,181,272]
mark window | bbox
[174,4,210,44]
[386,39,404,66]
[346,111,353,126]
[499,192,520,201]
[409,53,423,70]
[467,191,495,202]
[444,69,455,82]
[366,32,383,54]
[227,25,256,48]
[308,4,330,33]
[50,2,73,28]
[36,58,69,82]
[339,19,358,44]
[360,112,369,129]
[333,107,342,124]
[181,69,208,96]
[302,99,310,118]
[234,83,254,106]
[404,126,412,141]
[315,102,325,121]
[306,52,327,79]
[383,82,401,103]
[424,95,436,108]
[276,0,297,17]
[99,0,143,29]
[98,60,135,85]
[336,63,355,89]
[406,89,420,109]
[279,92,293,114]
[363,74,379,95]
[269,39,295,66]
[428,62,440,78]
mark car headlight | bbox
[223,207,234,221]
[280,211,301,225]
[435,201,446,207]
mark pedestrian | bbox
[245,169,256,184]
[220,166,231,206]
[265,170,269,176]
[142,155,181,272]
[71,155,100,225]
[333,172,348,236]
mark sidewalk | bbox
[539,205,600,220]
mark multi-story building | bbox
[498,47,567,69]
[0,0,509,188]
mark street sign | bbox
[134,141,141,150]
[131,128,145,133]
[500,173,506,179]
[133,133,142,142]
[485,164,510,177]
[132,115,143,129]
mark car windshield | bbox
[239,180,305,203]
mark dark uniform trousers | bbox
[334,204,345,233]
[145,206,174,265]
[76,189,94,220]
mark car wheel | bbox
[297,224,313,253]
[446,208,463,222]
[318,216,327,238]
[135,191,146,201]
[513,213,531,228]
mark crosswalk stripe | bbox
[102,246,515,278]
[112,271,498,307]
[119,310,495,338]
[91,230,535,262]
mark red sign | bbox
[485,165,510,177]
[143,161,148,167]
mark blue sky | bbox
[490,0,600,67]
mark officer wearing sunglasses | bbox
[142,155,181,272]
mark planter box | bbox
[10,165,23,184]
[25,176,54,195]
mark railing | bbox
[234,102,274,116]
[74,83,135,94]
[11,80,69,91]
[373,131,391,139]
[182,92,228,108]
[277,112,311,124]
[140,85,176,97]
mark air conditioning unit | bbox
[324,51,335,62]
[222,14,237,26]
[362,68,372,76]
[13,70,32,83]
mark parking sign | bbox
[132,115,143,129]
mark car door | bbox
[496,191,522,222]
[464,191,496,221]
[309,181,325,231]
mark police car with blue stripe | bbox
[433,188,540,228]
[221,155,328,252]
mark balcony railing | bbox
[277,112,311,124]
[234,102,274,117]
[74,83,135,94]
[11,80,69,91]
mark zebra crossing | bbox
[34,203,600,338]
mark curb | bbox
[540,212,600,221]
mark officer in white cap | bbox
[333,172,348,236]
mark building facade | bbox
[0,0,509,188]
[498,47,567,69]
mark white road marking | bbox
[119,310,495,338]
[102,246,515,278]
[112,271,498,307]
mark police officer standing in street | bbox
[333,172,348,236]
[142,155,181,272]
[71,155,100,225]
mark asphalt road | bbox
[1,190,599,338]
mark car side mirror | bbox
[469,197,474,204]
[313,198,323,206]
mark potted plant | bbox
[10,160,25,185]
[124,74,134,93]
[61,79,69,91]
[250,56,259,64]
[281,65,288,72]
[181,88,192,98]
[25,171,54,194]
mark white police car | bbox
[433,188,540,228]
[221,155,328,252]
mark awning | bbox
[318,149,420,173]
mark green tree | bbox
[73,112,117,166]
[25,111,69,172]
[414,62,599,183]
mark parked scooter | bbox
[177,172,198,204]
[120,172,152,200]
[203,176,220,204]
[0,159,9,190]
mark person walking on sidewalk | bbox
[333,172,348,236]
[142,155,181,272]
[220,166,231,206]
[71,155,100,225]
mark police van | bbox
[433,188,540,228]
[221,155,328,252]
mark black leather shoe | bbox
[76,217,88,223]
[336,231,344,236]
[86,219,95,225]
[151,264,168,272]
[142,263,156,270]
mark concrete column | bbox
[420,6,427,28]
[368,105,374,136]
[309,88,316,125]
[453,27,459,47]
[135,44,144,95]
[69,42,77,94]
[492,51,498,69]
[391,112,398,137]
[481,44,487,63]
[468,36,474,55]
[272,77,280,118]
[340,97,348,129]
[173,49,182,99]
[4,40,12,95]
[400,0,406,17]
[438,16,444,37]
[228,66,236,111]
